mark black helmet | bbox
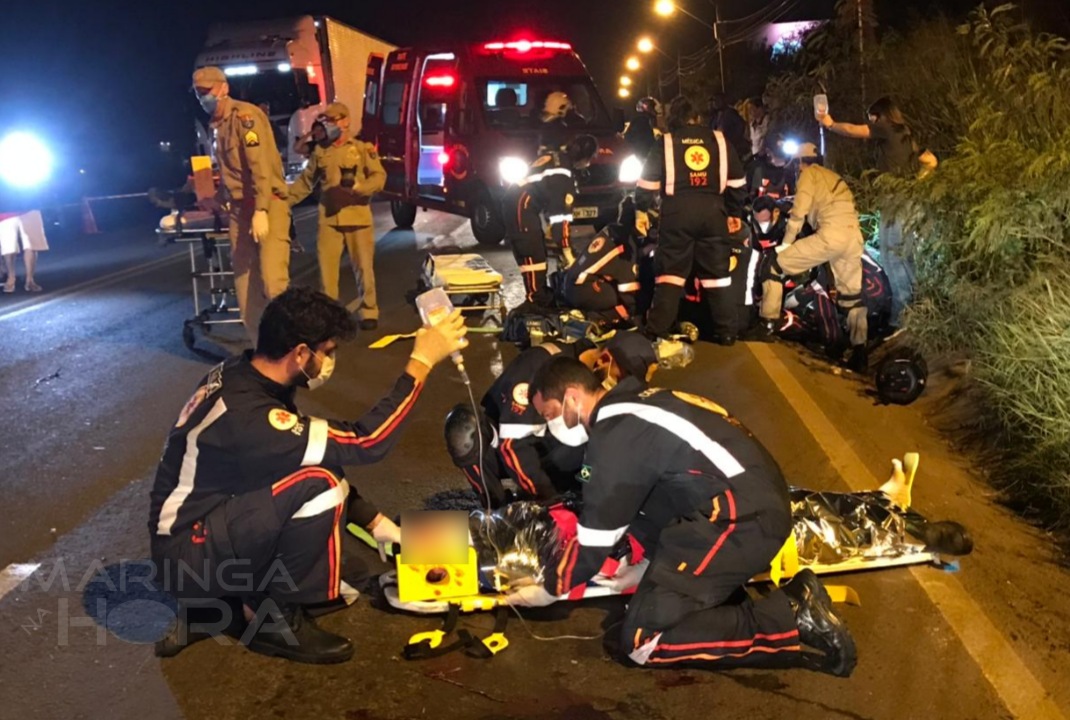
[875,348,928,405]
[636,97,661,116]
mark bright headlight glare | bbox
[0,132,54,189]
[619,154,643,184]
[781,138,800,157]
[498,156,528,186]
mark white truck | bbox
[193,16,396,179]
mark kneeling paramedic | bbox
[149,287,467,664]
[636,96,748,347]
[758,143,868,368]
[505,135,599,307]
[510,357,857,677]
[444,333,658,507]
[558,198,643,328]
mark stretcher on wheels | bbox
[362,453,972,658]
[419,252,507,330]
[156,212,240,351]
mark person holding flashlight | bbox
[192,66,292,346]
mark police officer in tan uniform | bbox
[192,66,291,345]
[287,102,386,330]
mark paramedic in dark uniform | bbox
[559,198,643,328]
[193,66,291,346]
[288,102,387,330]
[636,96,748,346]
[444,334,657,507]
[505,135,599,307]
[149,287,467,664]
[512,357,857,678]
[623,97,661,158]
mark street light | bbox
[618,87,631,99]
[654,0,676,17]
[637,37,655,54]
[625,56,641,72]
[620,76,633,87]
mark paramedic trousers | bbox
[648,195,735,339]
[506,190,552,305]
[151,467,349,609]
[622,507,801,669]
[564,280,635,327]
[229,197,291,346]
[318,223,378,319]
[760,227,868,347]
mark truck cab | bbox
[369,39,637,246]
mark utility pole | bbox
[857,0,866,103]
[677,50,682,97]
[715,3,725,94]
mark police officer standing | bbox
[287,102,386,330]
[636,96,748,346]
[758,143,868,369]
[193,67,291,345]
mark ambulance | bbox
[366,39,638,245]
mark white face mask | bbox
[759,220,771,233]
[301,351,335,391]
[546,413,589,446]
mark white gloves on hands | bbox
[503,583,558,608]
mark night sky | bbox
[0,0,1065,200]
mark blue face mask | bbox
[198,93,219,115]
[321,121,342,143]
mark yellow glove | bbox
[250,209,269,244]
[561,247,576,268]
[635,210,651,237]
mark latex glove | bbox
[369,514,401,546]
[727,216,742,234]
[635,210,651,238]
[818,112,835,129]
[410,308,469,368]
[503,583,558,608]
[561,247,576,268]
[251,209,270,244]
[591,558,650,593]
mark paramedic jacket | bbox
[518,150,577,251]
[545,377,791,601]
[634,127,747,220]
[482,342,593,498]
[149,352,423,539]
[561,225,641,319]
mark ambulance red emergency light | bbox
[367,38,639,246]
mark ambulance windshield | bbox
[479,78,612,131]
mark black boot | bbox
[246,604,354,664]
[846,344,869,374]
[155,596,247,658]
[743,320,777,343]
[782,569,857,677]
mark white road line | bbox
[748,342,1065,720]
[0,209,322,323]
[0,563,41,602]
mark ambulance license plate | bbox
[573,207,598,220]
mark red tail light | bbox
[482,40,572,53]
[437,151,450,166]
[424,74,457,88]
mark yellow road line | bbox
[748,342,1064,720]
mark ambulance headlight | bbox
[0,132,54,189]
[619,154,643,184]
[498,156,528,186]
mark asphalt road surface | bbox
[0,203,1068,720]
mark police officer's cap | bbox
[604,333,658,381]
[192,66,227,89]
[323,102,350,121]
[793,142,821,161]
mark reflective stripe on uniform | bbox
[548,213,574,224]
[292,479,350,519]
[745,249,759,307]
[726,178,747,188]
[596,402,745,478]
[301,417,329,466]
[577,524,628,547]
[713,130,728,192]
[577,245,625,284]
[699,277,732,288]
[499,422,547,440]
[664,133,676,196]
[656,274,687,286]
[518,168,572,186]
[618,281,641,292]
[518,262,549,272]
[637,179,662,191]
[156,398,229,536]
